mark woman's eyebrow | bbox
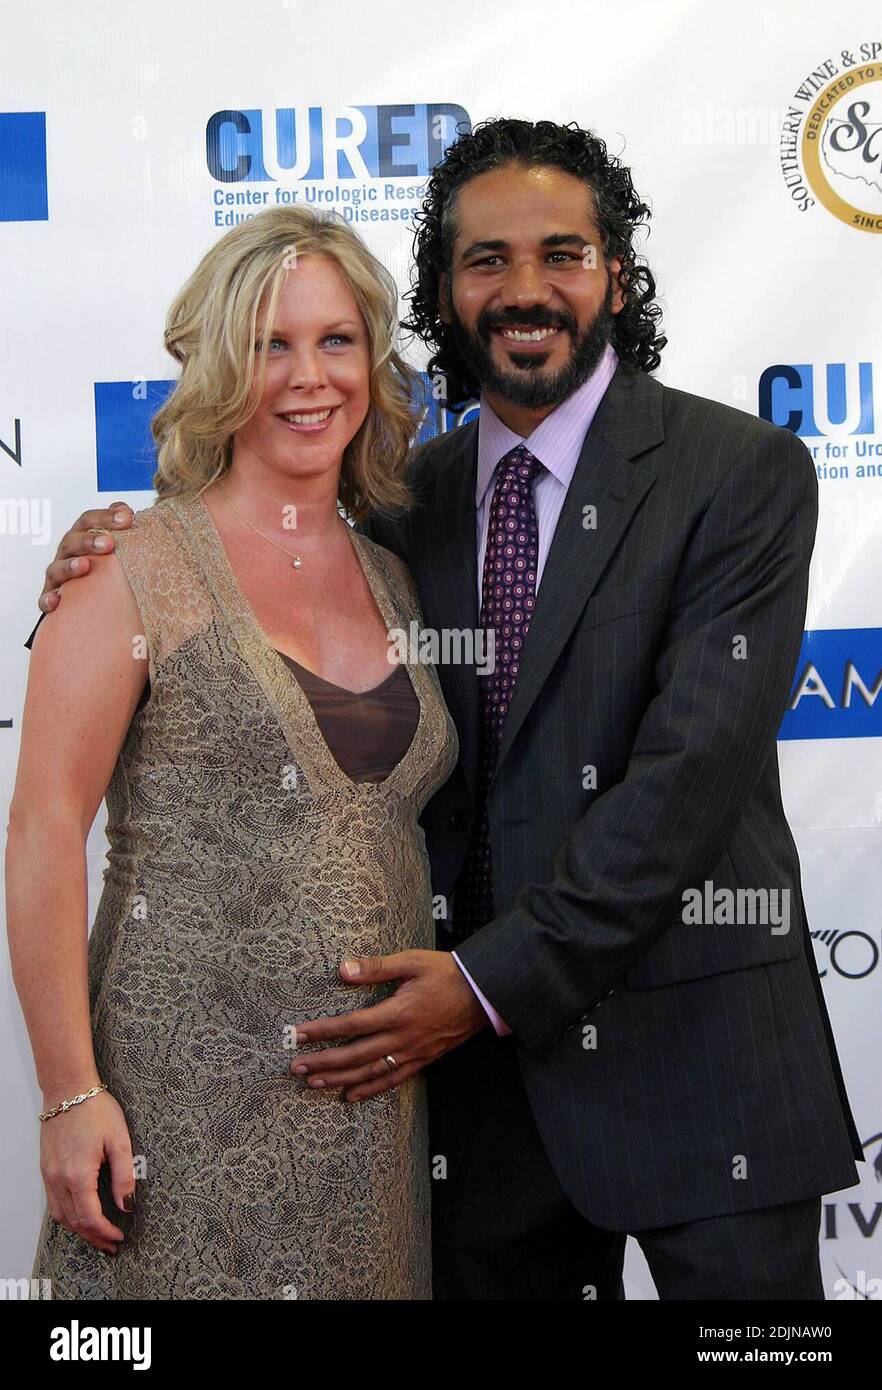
[263,319,361,333]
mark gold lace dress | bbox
[31,492,458,1300]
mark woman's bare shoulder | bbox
[93,496,180,549]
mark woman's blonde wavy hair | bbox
[151,206,417,520]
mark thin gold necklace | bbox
[214,485,338,570]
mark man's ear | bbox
[438,271,452,325]
[609,257,625,315]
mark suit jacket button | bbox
[449,810,467,830]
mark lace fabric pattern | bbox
[31,493,459,1300]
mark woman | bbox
[5,207,458,1299]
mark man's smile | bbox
[493,324,564,354]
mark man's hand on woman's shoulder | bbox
[38,501,135,613]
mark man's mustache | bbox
[478,310,576,335]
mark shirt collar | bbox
[475,341,619,509]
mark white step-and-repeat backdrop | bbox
[1,0,880,1299]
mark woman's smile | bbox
[275,404,342,434]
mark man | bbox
[28,118,861,1299]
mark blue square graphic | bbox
[779,627,882,741]
[95,380,175,493]
[0,112,49,222]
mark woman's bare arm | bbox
[6,548,148,1247]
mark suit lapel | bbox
[490,366,665,785]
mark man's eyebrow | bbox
[459,232,592,261]
[459,239,508,261]
[542,232,591,248]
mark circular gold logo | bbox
[801,64,882,232]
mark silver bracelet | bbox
[38,1083,108,1123]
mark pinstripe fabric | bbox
[635,1196,824,1299]
[360,362,862,1230]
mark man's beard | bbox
[446,277,615,410]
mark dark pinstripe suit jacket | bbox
[361,360,862,1231]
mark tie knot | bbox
[498,444,543,486]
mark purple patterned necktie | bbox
[453,444,544,935]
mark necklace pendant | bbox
[292,555,303,569]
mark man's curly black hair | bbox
[401,117,666,409]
